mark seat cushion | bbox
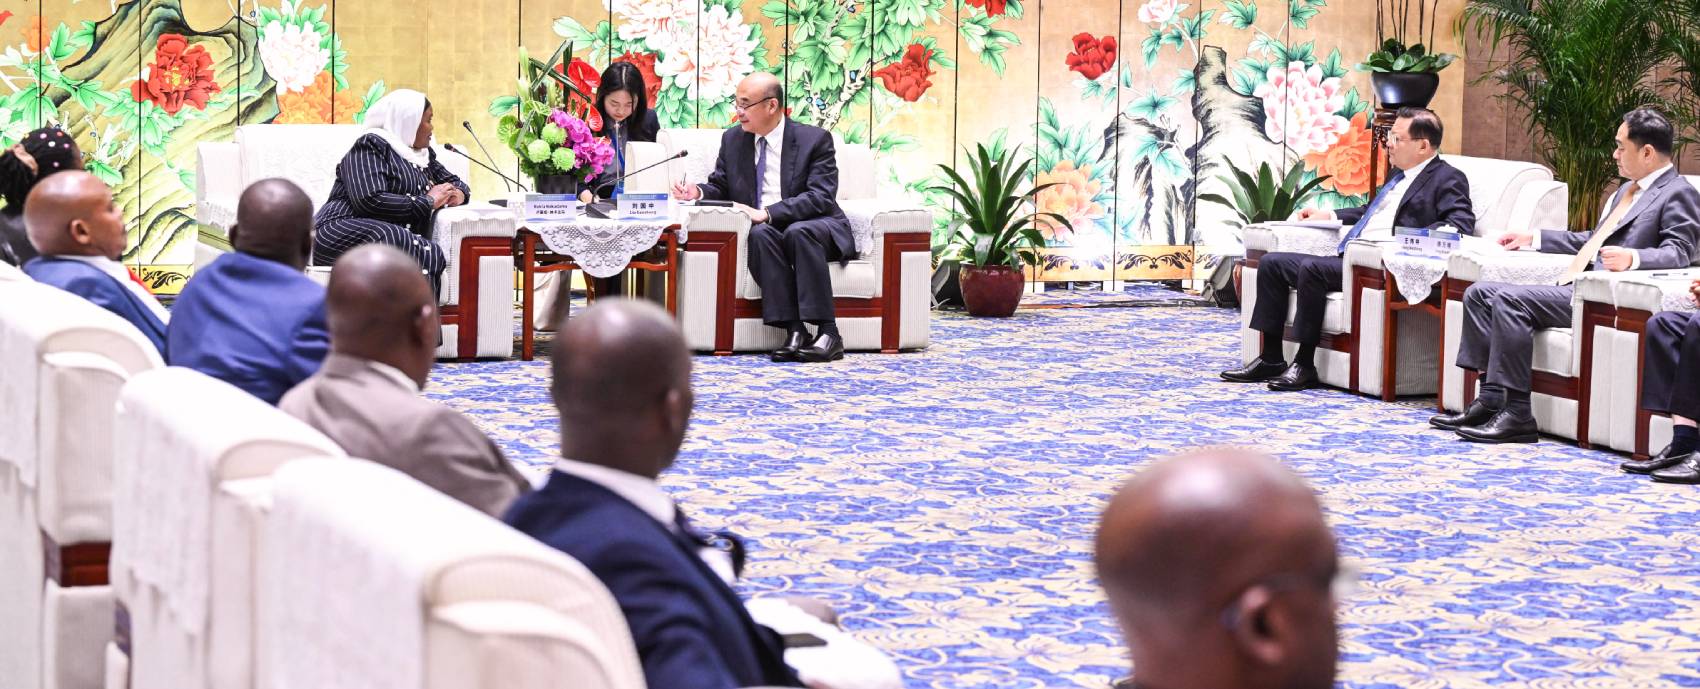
[1282,290,1348,334]
[1532,327,1574,377]
[739,260,876,300]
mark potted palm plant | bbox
[1357,0,1456,109]
[930,144,1070,318]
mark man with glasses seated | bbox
[1095,448,1348,689]
[672,72,854,363]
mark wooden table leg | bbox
[666,230,679,315]
[522,232,536,361]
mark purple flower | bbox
[548,109,572,129]
[564,118,593,146]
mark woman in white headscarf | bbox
[313,89,468,294]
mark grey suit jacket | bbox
[1540,168,1700,270]
[278,353,531,516]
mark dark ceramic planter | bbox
[1371,72,1440,110]
[958,264,1025,317]
[535,174,580,196]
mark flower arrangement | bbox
[495,41,616,192]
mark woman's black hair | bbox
[0,126,81,213]
[595,61,650,136]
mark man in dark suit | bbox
[1436,108,1700,443]
[504,299,802,689]
[672,72,852,363]
[1621,289,1700,483]
[1222,107,1476,391]
[21,171,168,352]
[1096,448,1343,689]
[282,245,531,516]
[167,179,329,404]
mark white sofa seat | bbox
[625,129,932,354]
[259,459,644,689]
[108,367,344,689]
[196,124,516,360]
[0,281,160,689]
[1576,268,1700,455]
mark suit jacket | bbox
[697,120,855,258]
[1539,167,1700,270]
[166,252,329,405]
[278,353,530,517]
[23,256,166,353]
[315,133,470,234]
[504,472,801,689]
[1337,156,1476,235]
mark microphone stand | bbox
[443,144,530,195]
[462,121,513,193]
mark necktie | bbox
[1337,170,1406,253]
[754,137,769,208]
[1558,180,1640,286]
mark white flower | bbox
[1254,61,1350,156]
[258,21,329,94]
[607,0,697,53]
[1137,0,1184,24]
[654,5,757,103]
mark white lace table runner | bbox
[1632,277,1700,313]
[1476,254,1572,286]
[1382,251,1448,304]
[530,218,679,278]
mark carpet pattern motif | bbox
[432,306,1700,689]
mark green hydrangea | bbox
[540,123,567,146]
[550,146,578,172]
[496,115,520,146]
[525,138,552,164]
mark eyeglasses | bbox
[1218,561,1360,629]
[733,96,777,113]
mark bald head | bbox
[1096,449,1338,689]
[551,299,692,478]
[24,171,123,259]
[233,178,314,269]
[734,72,785,135]
[326,245,438,385]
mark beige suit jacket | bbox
[279,353,531,516]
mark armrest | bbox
[1496,179,1568,243]
[1343,239,1389,271]
[196,142,240,232]
[1446,249,1571,285]
[1244,223,1341,257]
[1588,269,1700,314]
[840,198,930,257]
[432,203,518,242]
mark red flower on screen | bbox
[1065,33,1117,81]
[613,52,664,105]
[873,44,935,102]
[131,33,221,115]
[965,0,1009,17]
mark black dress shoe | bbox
[770,331,808,363]
[1621,445,1693,475]
[797,332,845,362]
[1456,408,1539,444]
[1429,399,1498,431]
[1221,357,1287,383]
[1650,456,1700,484]
[1266,363,1320,391]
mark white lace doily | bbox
[1476,254,1573,286]
[1382,250,1448,304]
[1270,224,1344,256]
[531,217,679,278]
[1634,277,1700,313]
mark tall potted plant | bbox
[1460,0,1670,229]
[930,144,1071,318]
[495,41,616,195]
[1357,0,1456,109]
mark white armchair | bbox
[195,124,517,360]
[624,129,932,354]
[0,281,160,689]
[1237,155,1565,398]
[1608,270,1700,456]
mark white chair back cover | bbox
[1446,154,1554,234]
[235,124,365,211]
[259,459,644,689]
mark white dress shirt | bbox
[552,457,738,584]
[1354,154,1437,242]
[1531,163,1672,269]
[756,118,785,211]
[58,254,171,323]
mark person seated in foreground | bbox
[22,170,168,352]
[167,179,329,404]
[279,244,530,517]
[1095,447,1345,689]
[1622,280,1700,483]
[1222,107,1475,391]
[0,126,84,266]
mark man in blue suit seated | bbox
[504,299,803,689]
[22,170,168,352]
[167,179,329,404]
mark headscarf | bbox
[362,89,431,169]
[1,126,82,213]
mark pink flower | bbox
[1137,0,1183,24]
[1254,61,1349,156]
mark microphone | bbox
[591,149,689,200]
[461,120,513,193]
[443,144,530,193]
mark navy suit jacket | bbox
[1336,156,1477,235]
[504,471,800,689]
[166,252,329,405]
[24,256,166,353]
[697,121,855,258]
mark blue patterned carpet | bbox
[431,306,1700,689]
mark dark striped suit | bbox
[313,133,469,294]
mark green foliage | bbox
[1288,0,1325,29]
[1223,0,1258,30]
[1355,39,1455,73]
[1198,160,1332,229]
[930,144,1069,269]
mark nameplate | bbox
[1394,226,1460,259]
[523,194,579,224]
[616,192,670,220]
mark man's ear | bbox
[67,219,92,247]
[1226,586,1285,667]
[227,224,241,249]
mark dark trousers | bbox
[1249,252,1342,346]
[1641,311,1700,419]
[747,219,841,326]
[1454,282,1574,393]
